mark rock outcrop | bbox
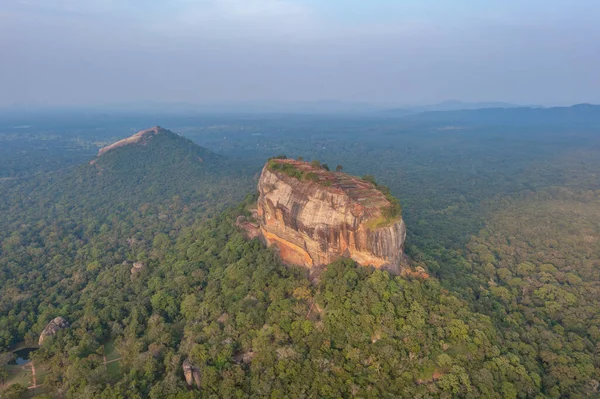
[96,126,165,157]
[234,350,256,364]
[39,317,69,345]
[130,261,145,275]
[255,159,406,272]
[182,359,201,389]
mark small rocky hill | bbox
[91,126,223,165]
[2,126,254,228]
[79,126,248,208]
[252,158,406,272]
[39,316,69,345]
[96,126,164,156]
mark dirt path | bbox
[22,353,123,391]
[306,302,315,319]
[31,362,36,387]
[26,361,39,390]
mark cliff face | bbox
[256,159,406,272]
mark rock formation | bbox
[234,350,256,364]
[235,216,260,239]
[97,126,165,156]
[255,159,406,272]
[130,262,145,275]
[39,316,69,345]
[182,359,201,389]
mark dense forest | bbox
[0,130,252,351]
[1,109,600,398]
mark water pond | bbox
[9,347,36,365]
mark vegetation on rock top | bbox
[267,156,402,224]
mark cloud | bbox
[1,0,599,106]
[6,0,312,23]
[7,0,120,16]
[154,0,320,41]
[3,0,324,43]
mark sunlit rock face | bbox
[256,159,406,273]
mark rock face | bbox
[97,126,165,157]
[39,317,69,345]
[256,159,406,272]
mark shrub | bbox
[268,155,287,160]
[362,174,377,185]
[362,175,402,219]
[304,172,319,182]
[268,160,303,180]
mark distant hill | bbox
[400,103,600,127]
[92,125,224,164]
[73,126,247,211]
[0,126,252,229]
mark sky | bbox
[1,0,599,107]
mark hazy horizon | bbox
[2,0,599,107]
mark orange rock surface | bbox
[257,159,406,272]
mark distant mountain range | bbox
[1,101,599,121]
[0,100,530,116]
[381,100,528,116]
[399,103,600,126]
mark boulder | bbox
[130,262,145,275]
[39,316,69,345]
[182,359,201,389]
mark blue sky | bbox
[1,0,599,107]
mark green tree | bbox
[1,383,28,399]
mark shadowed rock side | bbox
[256,159,406,272]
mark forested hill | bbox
[1,126,251,222]
[93,126,225,167]
[87,126,235,205]
[0,127,253,351]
